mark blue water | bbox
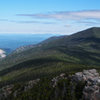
[0,34,57,51]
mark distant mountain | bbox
[0,34,56,51]
[0,27,100,86]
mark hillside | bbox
[0,27,100,69]
[0,27,100,86]
[0,27,100,100]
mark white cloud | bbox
[17,10,100,21]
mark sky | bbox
[0,0,100,35]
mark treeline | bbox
[0,61,97,88]
[5,78,85,100]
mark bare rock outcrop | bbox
[72,69,100,100]
[0,69,100,100]
[51,73,66,87]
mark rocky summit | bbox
[72,69,100,100]
[51,69,100,100]
[0,69,100,100]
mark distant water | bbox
[0,34,57,52]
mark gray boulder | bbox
[73,69,100,100]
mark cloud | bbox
[0,18,56,24]
[17,21,40,23]
[77,20,100,25]
[0,19,8,21]
[17,10,100,21]
[64,24,72,27]
[16,21,56,24]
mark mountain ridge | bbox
[0,27,100,90]
[0,27,100,71]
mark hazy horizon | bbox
[0,0,100,35]
[0,34,57,51]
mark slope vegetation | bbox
[0,27,100,86]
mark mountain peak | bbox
[87,27,100,33]
[70,27,100,39]
[90,27,100,29]
[90,27,100,37]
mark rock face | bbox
[0,49,6,58]
[51,73,66,87]
[72,69,100,100]
[0,69,100,100]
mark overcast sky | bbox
[0,0,100,34]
